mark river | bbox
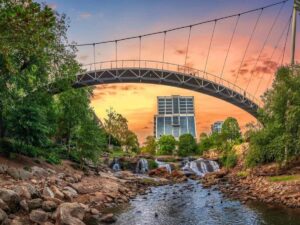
[112,179,300,225]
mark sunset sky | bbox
[38,0,300,143]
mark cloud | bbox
[175,49,186,55]
[79,12,92,20]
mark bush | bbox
[148,159,158,170]
[178,134,197,156]
[157,135,176,155]
[221,150,237,168]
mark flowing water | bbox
[136,158,149,174]
[155,159,172,173]
[182,158,220,176]
[112,180,300,225]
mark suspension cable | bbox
[280,16,291,66]
[70,0,288,47]
[234,8,263,85]
[265,15,292,89]
[220,15,240,79]
[139,36,142,68]
[184,26,192,66]
[162,31,167,63]
[204,20,217,73]
[93,43,96,71]
[245,2,285,91]
[115,40,118,62]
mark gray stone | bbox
[43,187,54,198]
[20,200,29,212]
[63,186,78,200]
[42,200,57,212]
[0,209,7,224]
[100,213,116,223]
[31,166,48,177]
[29,209,48,224]
[28,198,43,210]
[0,199,9,212]
[56,202,86,225]
[0,165,8,174]
[0,188,20,213]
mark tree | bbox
[104,108,128,147]
[157,135,176,155]
[178,134,197,156]
[123,130,139,153]
[221,117,241,141]
[56,88,93,152]
[247,67,300,166]
[73,111,107,168]
[141,136,157,155]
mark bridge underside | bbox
[75,68,259,117]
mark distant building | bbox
[154,95,196,139]
[211,121,223,134]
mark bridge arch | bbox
[75,60,259,117]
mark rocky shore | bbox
[0,155,171,225]
[202,167,300,208]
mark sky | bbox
[37,0,300,143]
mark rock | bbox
[100,213,116,223]
[6,168,20,180]
[42,201,57,212]
[56,202,86,225]
[43,187,54,198]
[0,199,9,212]
[90,208,100,215]
[29,209,48,224]
[18,168,32,180]
[31,166,49,177]
[51,186,64,199]
[28,198,43,210]
[0,188,20,213]
[83,214,101,225]
[0,165,8,174]
[62,187,78,200]
[13,186,31,199]
[0,209,7,224]
[20,200,29,212]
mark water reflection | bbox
[113,180,300,225]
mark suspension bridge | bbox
[70,0,300,118]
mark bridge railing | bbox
[81,60,261,107]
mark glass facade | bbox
[154,95,197,139]
[211,121,223,133]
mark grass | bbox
[237,171,249,178]
[268,174,300,182]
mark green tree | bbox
[247,67,300,166]
[72,111,107,168]
[157,135,176,155]
[141,136,157,155]
[123,130,139,153]
[0,0,82,161]
[221,117,241,141]
[104,108,128,147]
[56,88,93,152]
[178,134,197,156]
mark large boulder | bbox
[56,202,86,225]
[0,188,20,213]
[29,209,49,224]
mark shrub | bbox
[157,135,176,155]
[148,159,158,170]
[178,134,197,156]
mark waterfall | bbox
[182,158,219,177]
[112,158,121,171]
[136,158,149,174]
[155,159,172,173]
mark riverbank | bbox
[0,154,170,225]
[201,144,300,208]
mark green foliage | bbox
[157,135,176,155]
[141,136,157,155]
[197,132,222,155]
[247,67,300,166]
[148,159,158,170]
[0,1,108,167]
[220,143,237,168]
[178,134,197,156]
[221,117,241,141]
